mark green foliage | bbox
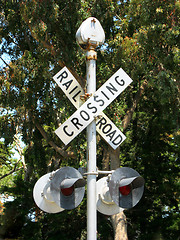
[0,140,19,188]
[0,0,179,239]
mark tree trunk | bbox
[102,146,128,240]
[106,79,149,239]
[109,146,120,170]
[111,212,128,240]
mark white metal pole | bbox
[86,48,97,240]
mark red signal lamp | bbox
[109,167,145,209]
[119,184,131,196]
[61,185,74,196]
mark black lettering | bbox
[62,79,73,91]
[115,76,125,86]
[101,91,110,100]
[96,117,107,129]
[56,70,68,83]
[80,110,90,121]
[106,83,118,95]
[63,125,73,136]
[94,95,104,106]
[69,86,78,94]
[87,102,97,113]
[106,130,116,141]
[72,90,82,102]
[102,124,112,134]
[112,134,123,145]
[71,118,83,130]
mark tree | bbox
[0,0,179,239]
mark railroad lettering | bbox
[87,102,97,113]
[72,90,82,102]
[69,86,78,94]
[96,117,107,129]
[112,134,123,145]
[56,70,68,83]
[63,125,73,137]
[115,76,125,86]
[80,110,90,121]
[71,118,83,130]
[101,91,110,100]
[106,83,118,95]
[94,95,104,106]
[62,79,73,91]
[102,124,112,134]
[96,117,122,145]
[106,130,116,141]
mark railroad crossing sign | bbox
[53,67,132,148]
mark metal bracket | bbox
[80,92,92,101]
[94,114,103,120]
[98,170,114,175]
[86,50,97,60]
[49,170,56,180]
[83,171,99,176]
[82,169,114,177]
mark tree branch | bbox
[34,121,75,159]
[122,79,148,131]
[0,162,23,181]
[19,2,85,87]
[0,56,12,69]
[20,2,65,68]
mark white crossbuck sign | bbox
[53,67,132,149]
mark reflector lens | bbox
[61,185,74,196]
[119,185,131,196]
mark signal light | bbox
[96,176,123,215]
[109,167,145,209]
[119,185,131,196]
[33,173,64,213]
[61,185,74,196]
[50,166,86,210]
[33,167,86,213]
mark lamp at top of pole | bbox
[76,17,105,50]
